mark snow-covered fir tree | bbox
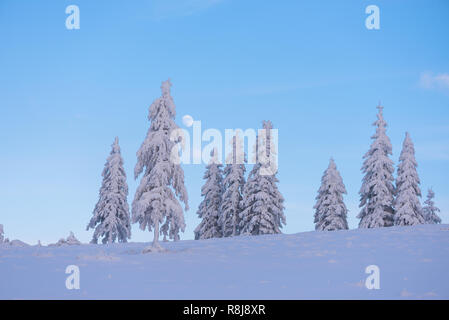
[0,224,9,244]
[194,149,224,240]
[219,133,246,237]
[313,158,349,231]
[132,79,189,251]
[0,224,4,243]
[358,104,395,228]
[239,121,286,235]
[66,231,82,245]
[422,188,442,224]
[394,132,425,226]
[87,137,131,244]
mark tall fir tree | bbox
[394,132,425,226]
[313,158,349,231]
[219,133,246,237]
[422,188,442,224]
[0,224,4,243]
[87,137,131,244]
[132,80,189,251]
[195,149,224,240]
[358,104,395,228]
[239,121,286,235]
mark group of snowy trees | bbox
[313,104,441,231]
[86,82,441,245]
[87,80,189,250]
[87,80,285,247]
[195,121,286,239]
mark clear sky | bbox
[1,0,448,244]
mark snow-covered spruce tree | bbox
[219,133,246,237]
[394,132,425,226]
[422,188,442,224]
[239,121,286,235]
[313,158,349,231]
[66,231,82,245]
[0,224,4,243]
[87,137,131,244]
[132,80,189,252]
[358,104,395,228]
[194,149,224,240]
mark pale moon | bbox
[182,114,194,127]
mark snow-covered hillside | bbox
[1,224,449,299]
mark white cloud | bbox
[151,0,224,20]
[419,72,449,91]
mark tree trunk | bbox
[152,220,160,246]
[143,220,164,253]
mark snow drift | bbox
[0,224,448,299]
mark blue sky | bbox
[1,0,448,244]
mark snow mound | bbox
[142,243,168,253]
[49,232,81,247]
[1,239,30,247]
[1,224,449,299]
